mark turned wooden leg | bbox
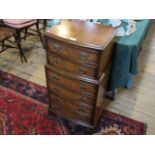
[36,22,45,48]
[14,30,27,63]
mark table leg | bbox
[106,90,117,100]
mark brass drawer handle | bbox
[78,115,86,121]
[63,110,70,116]
[79,67,87,74]
[53,87,60,93]
[55,104,61,109]
[80,86,87,92]
[79,96,86,102]
[52,104,60,110]
[54,58,61,64]
[53,96,61,102]
[80,52,88,61]
[52,75,59,81]
[78,106,86,112]
[53,43,62,51]
[55,106,61,111]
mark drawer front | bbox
[49,106,92,125]
[46,37,99,66]
[48,92,94,117]
[47,53,97,78]
[47,81,95,105]
[45,66,98,96]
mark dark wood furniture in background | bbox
[0,26,15,53]
[44,19,116,128]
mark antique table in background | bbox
[99,19,151,99]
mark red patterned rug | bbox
[0,70,146,135]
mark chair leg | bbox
[43,19,47,31]
[36,22,45,48]
[14,30,27,63]
[24,28,28,40]
[2,40,5,50]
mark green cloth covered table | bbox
[99,19,151,90]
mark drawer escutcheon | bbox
[53,43,62,51]
[80,52,89,61]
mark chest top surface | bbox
[44,19,116,50]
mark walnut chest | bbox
[44,19,116,128]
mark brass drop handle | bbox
[53,87,60,93]
[79,96,86,102]
[80,52,88,61]
[78,106,85,112]
[55,106,61,111]
[78,115,85,121]
[52,75,59,81]
[79,67,87,74]
[53,43,62,51]
[52,103,59,109]
[54,58,61,64]
[53,96,61,102]
[64,110,69,114]
[80,85,87,92]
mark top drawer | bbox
[45,37,99,66]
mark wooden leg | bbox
[106,90,116,100]
[24,28,28,40]
[36,22,45,48]
[14,30,27,63]
[2,40,5,50]
[57,116,65,135]
[43,19,47,31]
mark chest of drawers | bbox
[44,19,116,128]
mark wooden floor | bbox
[0,23,155,134]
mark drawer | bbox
[47,81,95,106]
[45,65,98,96]
[48,92,94,117]
[49,104,92,125]
[47,52,97,78]
[45,37,99,66]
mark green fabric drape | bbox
[99,19,151,90]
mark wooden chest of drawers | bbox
[44,19,116,128]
